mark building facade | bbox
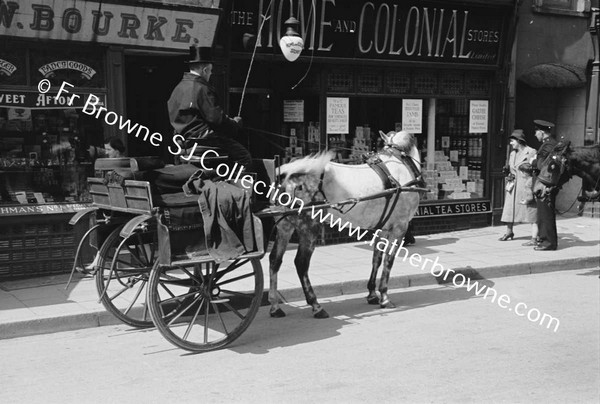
[0,0,220,278]
[513,0,596,212]
[0,0,520,279]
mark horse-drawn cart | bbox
[68,158,271,352]
[67,131,430,352]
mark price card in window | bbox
[469,100,489,133]
[402,99,422,134]
[283,100,304,122]
[326,97,349,134]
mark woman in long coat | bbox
[499,130,538,245]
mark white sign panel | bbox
[402,99,423,134]
[0,0,221,50]
[283,100,304,122]
[469,100,489,133]
[326,97,349,134]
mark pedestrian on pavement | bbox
[167,45,252,169]
[532,120,559,251]
[499,129,538,244]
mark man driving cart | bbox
[167,45,252,170]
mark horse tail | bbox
[278,151,336,181]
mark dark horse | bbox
[534,141,600,201]
[268,131,422,318]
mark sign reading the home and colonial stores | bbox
[414,200,491,217]
[230,0,509,65]
[0,0,221,50]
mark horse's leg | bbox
[268,219,295,318]
[295,220,329,319]
[378,250,398,308]
[366,241,384,305]
[379,225,408,308]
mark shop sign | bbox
[469,100,488,133]
[0,90,106,109]
[326,97,349,134]
[230,0,508,65]
[401,99,422,134]
[283,100,304,122]
[0,58,16,76]
[415,200,491,217]
[38,61,96,79]
[0,0,220,50]
[0,203,91,217]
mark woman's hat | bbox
[187,45,214,64]
[509,129,527,143]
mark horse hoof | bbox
[366,295,380,305]
[270,308,286,318]
[313,308,329,319]
[380,300,396,309]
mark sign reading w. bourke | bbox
[231,0,508,64]
[0,0,221,50]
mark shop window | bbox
[0,107,103,205]
[413,70,438,95]
[385,70,411,95]
[357,70,383,94]
[327,70,354,93]
[422,99,486,202]
[439,71,465,96]
[532,0,590,17]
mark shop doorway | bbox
[124,54,186,160]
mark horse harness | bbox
[311,144,424,229]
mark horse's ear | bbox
[379,130,388,142]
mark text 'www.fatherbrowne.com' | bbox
[309,206,560,333]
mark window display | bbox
[421,99,486,201]
[0,107,103,205]
[321,97,488,202]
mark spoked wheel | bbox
[147,257,264,352]
[95,225,157,328]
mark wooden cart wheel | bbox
[95,225,157,328]
[147,257,264,352]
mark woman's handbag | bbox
[505,174,515,193]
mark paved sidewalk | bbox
[1,214,598,339]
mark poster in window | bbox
[326,97,349,134]
[469,100,489,133]
[402,99,422,134]
[283,100,304,122]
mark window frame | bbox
[532,0,591,17]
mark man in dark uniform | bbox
[167,46,252,169]
[532,119,559,251]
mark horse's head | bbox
[378,130,420,166]
[533,141,571,197]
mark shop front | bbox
[227,0,517,241]
[0,0,221,279]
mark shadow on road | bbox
[231,276,496,355]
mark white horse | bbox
[268,130,422,318]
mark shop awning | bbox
[518,63,587,88]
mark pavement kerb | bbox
[298,256,600,299]
[1,256,598,340]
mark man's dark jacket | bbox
[167,73,239,142]
[535,137,558,169]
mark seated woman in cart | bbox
[167,45,251,170]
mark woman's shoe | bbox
[522,238,537,246]
[498,233,514,241]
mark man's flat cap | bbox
[533,120,555,131]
